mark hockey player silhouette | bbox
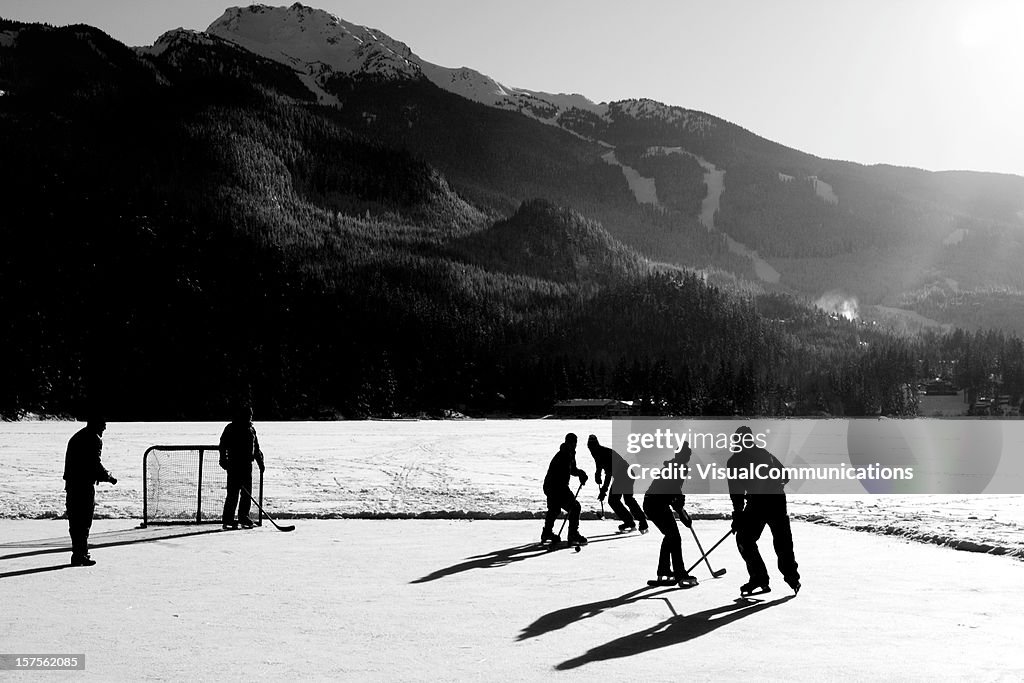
[63,418,117,566]
[642,441,697,588]
[587,434,648,533]
[219,404,265,529]
[541,433,588,546]
[727,425,801,596]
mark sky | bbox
[3,0,1023,177]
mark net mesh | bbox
[144,446,263,525]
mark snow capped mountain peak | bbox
[207,4,420,81]
[416,61,607,119]
[203,4,609,122]
[201,5,714,135]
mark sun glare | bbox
[954,4,1022,51]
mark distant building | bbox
[922,378,957,395]
[552,399,632,418]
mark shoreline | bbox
[5,507,1021,562]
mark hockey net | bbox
[143,445,263,526]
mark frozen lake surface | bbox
[2,518,1022,680]
[3,420,1023,679]
[1,420,1021,557]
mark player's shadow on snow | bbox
[518,585,677,641]
[410,533,626,584]
[0,526,229,564]
[0,563,76,579]
[556,595,794,670]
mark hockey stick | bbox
[556,482,585,537]
[687,525,726,577]
[599,499,605,519]
[684,529,733,575]
[242,486,295,532]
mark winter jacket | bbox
[588,442,634,495]
[63,427,113,489]
[544,443,585,493]
[727,445,788,512]
[219,421,265,471]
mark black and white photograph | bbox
[1,1,1023,679]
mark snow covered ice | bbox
[1,421,1023,679]
[2,518,1023,680]
[2,421,1021,556]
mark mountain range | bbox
[2,3,1023,418]
[197,3,1024,331]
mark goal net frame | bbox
[142,445,264,527]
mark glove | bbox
[109,475,117,485]
[578,472,588,486]
[597,489,606,502]
[731,509,744,533]
[258,461,266,474]
[678,508,692,528]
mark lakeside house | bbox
[552,399,633,418]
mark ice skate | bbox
[677,573,698,589]
[567,532,588,546]
[740,580,771,596]
[647,576,676,587]
[540,530,560,545]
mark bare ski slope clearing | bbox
[1,519,1021,680]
